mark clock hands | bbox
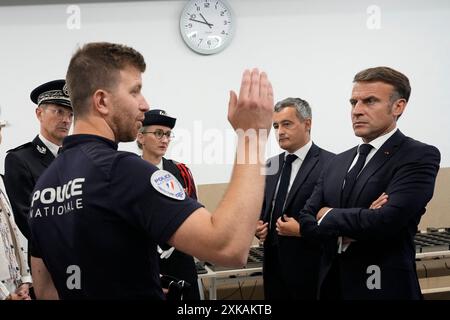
[199,13,213,29]
[189,13,214,28]
[189,18,214,28]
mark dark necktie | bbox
[341,144,373,206]
[57,147,62,156]
[271,154,298,230]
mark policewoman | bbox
[137,109,200,300]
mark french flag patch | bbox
[150,170,186,200]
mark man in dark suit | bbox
[298,66,441,300]
[137,109,200,300]
[4,80,73,240]
[256,97,334,299]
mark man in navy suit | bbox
[298,66,441,299]
[256,97,334,299]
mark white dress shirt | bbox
[39,133,61,158]
[270,140,313,222]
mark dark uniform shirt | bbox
[29,134,202,299]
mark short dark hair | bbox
[66,42,146,118]
[353,66,411,102]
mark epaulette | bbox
[6,142,33,153]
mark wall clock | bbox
[180,0,235,55]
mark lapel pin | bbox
[36,145,47,154]
[384,151,390,155]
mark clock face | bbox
[180,0,235,55]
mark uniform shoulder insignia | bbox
[150,170,186,201]
[36,145,47,154]
[6,142,33,153]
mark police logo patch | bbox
[150,170,186,200]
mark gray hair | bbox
[274,97,312,121]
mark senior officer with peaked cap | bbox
[4,80,73,241]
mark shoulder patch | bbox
[7,142,33,153]
[150,170,186,201]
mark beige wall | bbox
[419,167,450,230]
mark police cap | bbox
[30,79,72,109]
[142,109,176,128]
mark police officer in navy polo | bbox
[4,79,73,241]
[29,42,274,299]
[137,109,200,300]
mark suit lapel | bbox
[263,153,284,221]
[284,144,319,208]
[350,130,406,205]
[32,135,55,167]
[337,147,358,207]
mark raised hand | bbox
[228,68,274,134]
